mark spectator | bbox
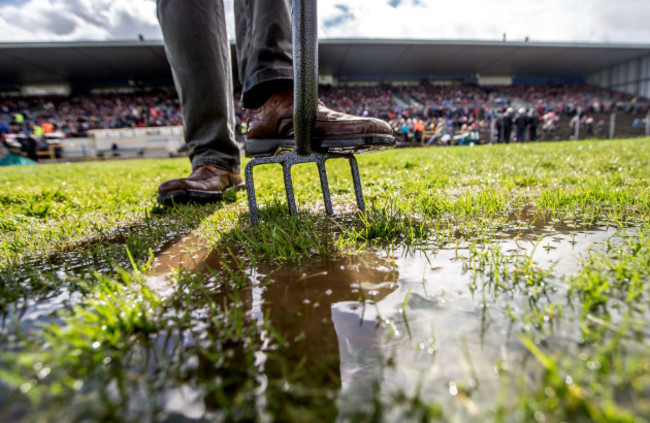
[413,118,424,145]
[400,120,409,143]
[526,108,539,141]
[515,108,527,142]
[503,108,514,143]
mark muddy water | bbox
[147,224,622,421]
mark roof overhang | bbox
[0,39,649,86]
[320,39,650,80]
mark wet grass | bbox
[1,137,649,421]
[0,159,223,265]
[516,224,650,422]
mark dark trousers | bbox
[516,127,526,142]
[157,0,293,172]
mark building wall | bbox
[588,54,650,99]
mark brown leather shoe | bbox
[157,165,244,206]
[244,89,395,157]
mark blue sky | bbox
[0,0,649,44]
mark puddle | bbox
[328,228,617,419]
[0,231,204,329]
[145,233,211,299]
[263,227,622,419]
[152,234,212,276]
[139,223,629,420]
[1,218,639,421]
[144,247,402,421]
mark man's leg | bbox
[234,0,294,109]
[235,0,395,157]
[157,0,243,205]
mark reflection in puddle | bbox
[147,241,401,420]
[153,234,211,276]
[146,234,209,299]
[249,255,400,421]
[343,226,622,419]
[146,224,624,420]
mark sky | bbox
[0,0,649,44]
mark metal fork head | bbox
[244,150,365,225]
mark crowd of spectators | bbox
[494,84,646,115]
[1,83,648,153]
[376,83,647,145]
[0,88,183,139]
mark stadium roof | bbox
[1,39,649,86]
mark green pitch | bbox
[1,138,649,422]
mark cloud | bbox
[0,0,30,5]
[0,0,240,42]
[0,0,163,41]
[0,0,648,44]
[42,11,76,36]
[317,0,650,43]
[323,3,355,29]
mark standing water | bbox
[145,223,626,421]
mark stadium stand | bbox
[2,83,646,159]
[1,40,649,160]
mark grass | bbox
[0,137,649,422]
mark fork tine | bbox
[282,162,298,216]
[244,160,259,225]
[348,155,365,211]
[244,151,365,224]
[317,156,334,215]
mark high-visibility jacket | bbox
[33,125,44,137]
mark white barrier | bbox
[88,126,185,158]
[58,138,94,159]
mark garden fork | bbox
[244,0,368,225]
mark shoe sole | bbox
[157,183,245,207]
[244,134,396,158]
